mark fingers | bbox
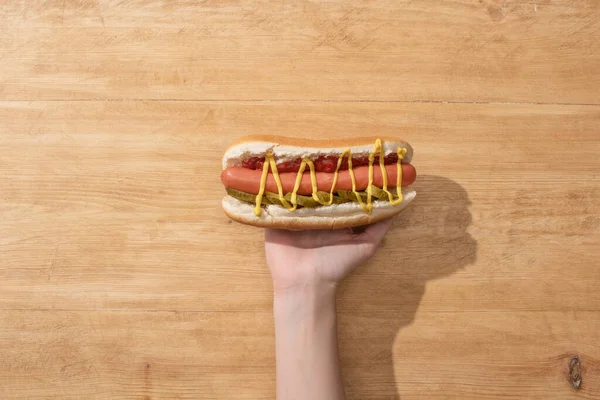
[264,227,296,245]
[360,217,393,245]
[264,217,394,248]
[350,225,368,234]
[265,226,355,248]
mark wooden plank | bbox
[2,1,599,398]
[341,311,600,399]
[1,100,599,314]
[0,310,275,400]
[0,309,597,399]
[1,1,599,103]
[1,100,599,398]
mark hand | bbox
[265,218,393,400]
[264,218,393,292]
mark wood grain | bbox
[0,310,276,400]
[1,1,599,103]
[1,309,598,400]
[2,100,599,399]
[1,1,600,399]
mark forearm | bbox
[273,284,345,400]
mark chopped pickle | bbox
[227,187,391,208]
[336,189,362,202]
[226,188,273,205]
[264,191,348,207]
[368,185,391,200]
[312,191,348,205]
[336,187,390,202]
[264,192,317,207]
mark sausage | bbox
[221,164,416,195]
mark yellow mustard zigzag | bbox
[254,138,407,216]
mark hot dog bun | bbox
[222,135,413,169]
[221,136,416,230]
[222,188,416,230]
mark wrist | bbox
[273,282,337,304]
[273,283,337,320]
[272,282,345,400]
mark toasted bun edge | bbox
[222,135,413,169]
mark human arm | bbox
[265,219,393,400]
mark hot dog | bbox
[221,164,416,195]
[220,135,417,230]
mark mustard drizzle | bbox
[253,139,407,216]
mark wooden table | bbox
[1,1,599,399]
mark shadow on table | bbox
[337,175,478,399]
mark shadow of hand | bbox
[336,175,478,399]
